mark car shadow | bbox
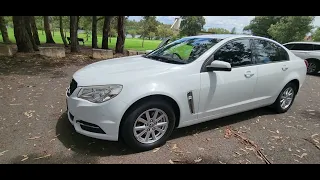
[56,107,276,156]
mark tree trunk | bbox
[70,16,79,52]
[44,16,55,43]
[115,16,125,53]
[12,16,34,52]
[92,16,98,48]
[102,16,112,49]
[24,16,39,51]
[0,16,11,44]
[109,35,111,43]
[29,16,40,45]
[59,16,68,47]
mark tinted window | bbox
[314,45,320,50]
[252,39,289,64]
[284,44,294,50]
[214,39,252,67]
[291,44,313,51]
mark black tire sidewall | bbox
[274,83,297,113]
[120,100,176,151]
[307,59,319,75]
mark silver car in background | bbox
[283,42,320,74]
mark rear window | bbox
[290,44,313,51]
[284,44,294,50]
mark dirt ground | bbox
[0,53,319,164]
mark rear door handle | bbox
[282,65,288,71]
[244,71,254,78]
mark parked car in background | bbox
[283,42,320,74]
[66,34,307,151]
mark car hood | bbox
[73,55,178,86]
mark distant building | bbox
[304,35,312,41]
[171,17,181,31]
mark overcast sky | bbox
[128,16,320,33]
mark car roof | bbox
[185,34,252,40]
[283,41,320,45]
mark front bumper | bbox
[66,87,128,141]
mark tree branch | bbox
[97,17,104,21]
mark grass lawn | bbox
[0,28,161,51]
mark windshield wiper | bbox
[146,55,186,64]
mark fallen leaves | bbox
[34,154,51,160]
[0,150,9,156]
[171,144,178,150]
[21,155,29,162]
[169,159,183,164]
[292,153,307,159]
[194,157,202,163]
[24,110,35,118]
[27,136,41,140]
[153,148,160,153]
[224,126,232,139]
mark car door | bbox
[251,38,291,106]
[198,38,258,121]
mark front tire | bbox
[120,100,176,151]
[273,83,297,113]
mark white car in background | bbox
[283,41,320,74]
[66,34,307,151]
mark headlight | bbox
[77,85,123,103]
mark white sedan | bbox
[66,34,307,151]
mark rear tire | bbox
[120,99,176,152]
[307,59,319,75]
[272,83,297,113]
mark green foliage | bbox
[312,27,320,41]
[110,28,117,37]
[180,16,205,36]
[268,16,314,43]
[139,16,159,39]
[79,16,92,33]
[3,16,13,28]
[35,16,44,30]
[148,32,155,39]
[207,27,230,34]
[128,29,137,38]
[157,24,174,38]
[243,16,283,38]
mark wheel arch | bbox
[119,94,181,137]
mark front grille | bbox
[67,79,77,96]
[76,120,106,134]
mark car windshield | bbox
[144,37,222,64]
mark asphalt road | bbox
[0,56,319,164]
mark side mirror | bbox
[206,60,232,72]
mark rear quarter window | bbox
[313,44,320,50]
[252,39,289,64]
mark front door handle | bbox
[244,71,254,78]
